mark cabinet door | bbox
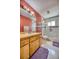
[20,44,29,59]
[30,39,40,56]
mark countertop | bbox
[20,32,41,39]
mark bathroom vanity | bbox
[20,32,41,59]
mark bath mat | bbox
[31,47,49,59]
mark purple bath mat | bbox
[31,47,49,59]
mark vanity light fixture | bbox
[31,11,34,15]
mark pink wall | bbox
[20,15,32,32]
[20,0,42,32]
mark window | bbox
[48,21,55,26]
[51,21,55,26]
[48,22,51,26]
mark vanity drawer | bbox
[30,36,37,42]
[20,38,29,47]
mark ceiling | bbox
[25,0,59,19]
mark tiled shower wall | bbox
[42,16,59,42]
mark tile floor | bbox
[41,39,59,59]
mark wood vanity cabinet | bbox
[20,33,41,59]
[30,37,40,56]
[20,38,29,59]
[20,44,29,59]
